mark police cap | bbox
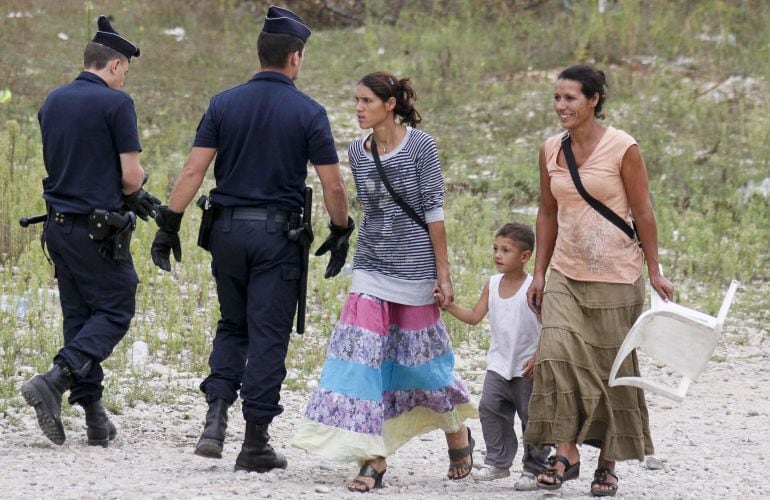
[262,5,311,43]
[91,15,140,60]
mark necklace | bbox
[374,136,389,154]
[373,125,404,155]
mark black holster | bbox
[109,217,135,262]
[196,195,214,251]
[89,209,136,262]
[88,210,113,241]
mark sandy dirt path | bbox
[1,321,767,499]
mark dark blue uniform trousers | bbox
[201,215,301,424]
[45,216,137,406]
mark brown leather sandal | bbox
[536,454,581,491]
[590,467,618,497]
[446,427,475,480]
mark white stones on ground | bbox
[739,178,770,205]
[314,485,330,493]
[130,341,149,366]
[148,380,169,391]
[16,365,34,377]
[645,455,664,470]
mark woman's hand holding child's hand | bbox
[433,286,452,310]
[433,287,445,309]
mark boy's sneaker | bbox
[514,471,538,491]
[471,465,510,481]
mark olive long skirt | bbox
[524,270,653,461]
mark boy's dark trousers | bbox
[478,370,551,473]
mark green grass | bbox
[1,0,768,411]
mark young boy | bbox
[434,222,550,490]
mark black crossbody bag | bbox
[370,135,429,232]
[561,133,642,248]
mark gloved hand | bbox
[151,206,183,271]
[123,188,161,221]
[314,217,355,278]
[123,174,161,221]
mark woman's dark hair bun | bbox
[558,64,608,119]
[360,71,422,127]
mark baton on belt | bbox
[20,211,134,232]
[288,187,314,335]
[19,214,47,227]
[20,178,51,227]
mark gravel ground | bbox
[1,318,767,500]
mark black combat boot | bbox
[233,421,288,472]
[20,364,74,445]
[194,396,229,459]
[83,400,117,447]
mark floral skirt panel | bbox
[292,293,478,463]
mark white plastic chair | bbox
[608,278,739,402]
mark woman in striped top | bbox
[293,72,477,492]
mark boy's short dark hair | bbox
[495,222,535,252]
[84,42,126,70]
[257,32,304,68]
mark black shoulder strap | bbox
[561,133,640,245]
[369,135,429,232]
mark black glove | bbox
[151,206,183,272]
[314,217,355,279]
[123,188,161,221]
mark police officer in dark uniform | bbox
[150,6,353,472]
[21,16,160,448]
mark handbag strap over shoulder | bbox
[561,133,640,246]
[369,134,429,232]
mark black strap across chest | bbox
[369,134,429,232]
[561,133,640,246]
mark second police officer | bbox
[150,6,353,472]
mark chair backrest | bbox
[608,279,739,402]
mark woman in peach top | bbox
[524,64,674,497]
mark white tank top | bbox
[486,273,542,379]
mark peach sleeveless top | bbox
[544,126,644,284]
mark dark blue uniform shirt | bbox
[38,71,142,214]
[193,71,338,211]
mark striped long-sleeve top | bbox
[348,127,445,306]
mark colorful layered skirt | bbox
[292,293,478,463]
